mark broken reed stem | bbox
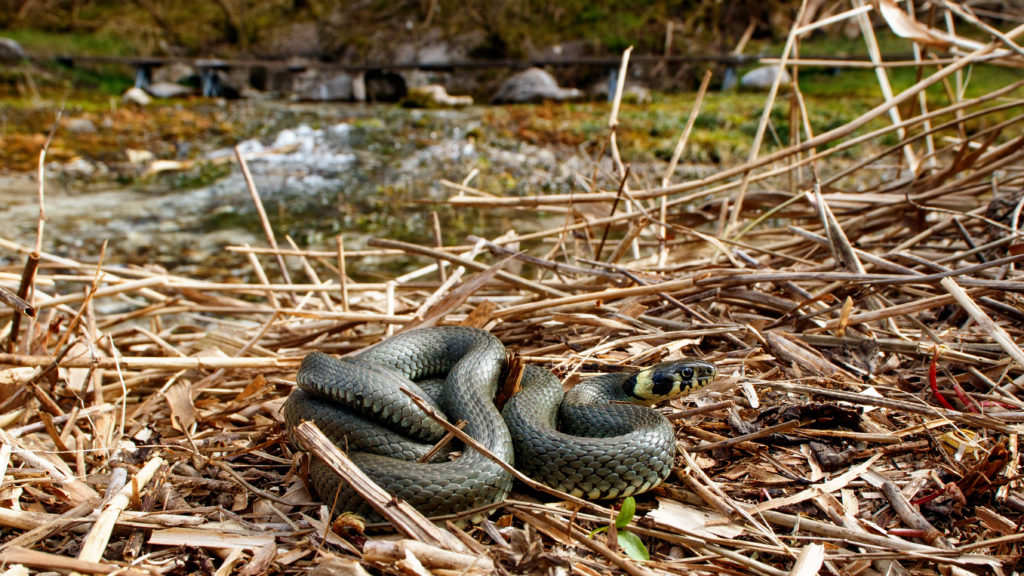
[0,428,99,503]
[854,0,917,170]
[595,167,631,260]
[0,353,298,370]
[658,67,712,264]
[8,253,40,354]
[0,546,135,575]
[663,69,713,187]
[336,235,350,312]
[728,0,810,233]
[416,420,466,463]
[6,112,60,352]
[492,275,697,319]
[608,45,632,130]
[430,211,448,283]
[0,285,34,319]
[245,242,280,309]
[292,421,469,553]
[227,244,415,258]
[77,457,165,562]
[385,280,396,337]
[235,146,293,287]
[941,276,1024,393]
[368,237,569,298]
[285,234,334,312]
[34,107,61,256]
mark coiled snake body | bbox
[283,326,716,518]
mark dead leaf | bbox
[647,497,744,538]
[164,381,197,431]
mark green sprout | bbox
[589,496,649,561]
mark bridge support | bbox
[134,66,152,89]
[196,59,229,98]
[352,71,366,102]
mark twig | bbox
[0,546,143,575]
[941,276,1024,393]
[0,428,99,504]
[78,457,165,562]
[291,421,469,553]
[235,146,293,288]
[369,237,569,298]
[336,235,350,312]
[727,0,810,233]
[867,470,952,549]
[0,285,35,319]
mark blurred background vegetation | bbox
[0,0,805,61]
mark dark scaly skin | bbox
[502,361,717,499]
[283,327,717,518]
[283,327,512,519]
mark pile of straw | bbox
[2,2,1024,574]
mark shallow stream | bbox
[0,102,594,279]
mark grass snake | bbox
[283,326,717,518]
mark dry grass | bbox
[3,3,1024,575]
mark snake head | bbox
[627,360,718,403]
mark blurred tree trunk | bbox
[69,0,81,30]
[212,0,248,52]
[14,0,37,22]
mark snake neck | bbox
[562,372,635,406]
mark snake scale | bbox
[282,326,717,518]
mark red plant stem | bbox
[910,489,945,505]
[888,528,928,538]
[950,380,978,413]
[930,352,955,410]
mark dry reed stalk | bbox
[77,456,164,562]
[369,237,569,298]
[236,146,292,287]
[292,421,469,553]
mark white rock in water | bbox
[145,82,194,99]
[64,117,97,134]
[493,67,582,103]
[62,157,107,178]
[126,149,156,165]
[122,87,152,106]
[408,84,473,107]
[0,37,27,63]
[740,66,791,90]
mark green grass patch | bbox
[3,28,137,57]
[2,29,139,95]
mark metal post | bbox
[134,66,152,89]
[200,68,222,97]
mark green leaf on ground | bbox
[617,530,650,561]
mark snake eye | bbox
[682,367,694,380]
